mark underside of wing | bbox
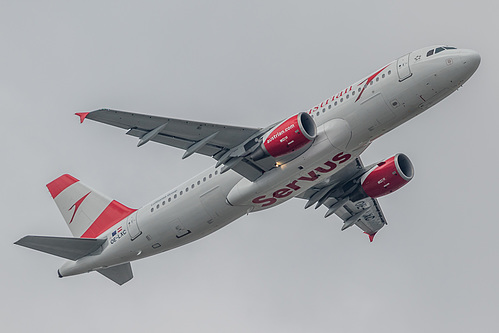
[323,196,387,241]
[78,109,279,181]
[297,157,387,241]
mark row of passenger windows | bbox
[311,70,393,118]
[426,46,456,57]
[150,169,219,212]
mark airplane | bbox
[15,45,480,285]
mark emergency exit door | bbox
[396,53,412,81]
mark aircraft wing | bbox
[296,157,387,241]
[77,109,278,181]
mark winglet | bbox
[364,232,377,242]
[75,112,90,123]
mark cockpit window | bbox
[427,46,456,57]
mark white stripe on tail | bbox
[46,174,135,238]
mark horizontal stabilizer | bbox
[15,236,106,260]
[97,263,133,285]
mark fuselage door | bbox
[126,212,142,241]
[397,53,412,81]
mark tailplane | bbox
[15,174,137,285]
[14,236,106,260]
[46,174,135,238]
[97,263,133,285]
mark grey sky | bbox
[1,1,497,332]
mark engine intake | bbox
[360,153,414,198]
[251,112,317,160]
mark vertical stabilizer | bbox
[46,174,136,238]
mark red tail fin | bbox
[47,174,135,238]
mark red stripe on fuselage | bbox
[80,200,136,238]
[46,174,79,199]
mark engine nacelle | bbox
[360,153,414,198]
[251,112,317,160]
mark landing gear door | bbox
[397,53,412,81]
[127,212,142,241]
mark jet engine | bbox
[251,112,317,160]
[360,153,414,198]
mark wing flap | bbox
[230,159,264,181]
[15,236,106,260]
[328,197,387,238]
[126,128,222,156]
[296,157,388,241]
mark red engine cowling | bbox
[361,154,414,198]
[253,112,317,160]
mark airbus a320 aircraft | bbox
[16,45,480,285]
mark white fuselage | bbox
[59,46,480,277]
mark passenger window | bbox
[197,180,201,185]
[435,47,445,54]
[426,49,434,57]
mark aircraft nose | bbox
[460,49,481,74]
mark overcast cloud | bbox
[1,1,497,332]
